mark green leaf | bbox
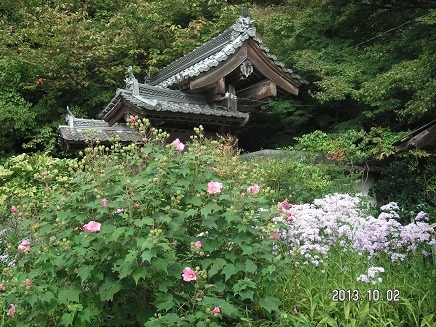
[152,257,168,273]
[60,312,75,327]
[153,292,175,311]
[258,296,282,314]
[77,265,93,284]
[184,195,203,206]
[58,287,81,305]
[241,244,254,256]
[208,258,227,278]
[108,227,128,242]
[27,294,38,307]
[221,263,238,281]
[141,248,157,262]
[99,278,122,302]
[132,267,149,285]
[318,317,338,327]
[200,203,220,217]
[245,259,257,274]
[134,217,154,227]
[203,216,218,229]
[113,258,135,279]
[39,290,56,305]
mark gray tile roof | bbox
[99,82,249,123]
[58,114,138,144]
[148,10,306,88]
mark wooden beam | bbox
[189,46,248,90]
[236,79,277,101]
[246,40,300,95]
[191,78,225,95]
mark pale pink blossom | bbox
[212,306,220,314]
[25,280,32,286]
[10,206,17,213]
[7,304,15,317]
[270,232,281,240]
[101,198,108,207]
[247,184,260,194]
[207,181,223,194]
[277,200,292,209]
[18,240,30,252]
[116,208,124,214]
[194,241,202,248]
[172,138,185,151]
[82,221,101,232]
[182,267,197,282]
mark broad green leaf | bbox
[141,248,157,262]
[245,259,257,274]
[221,263,238,281]
[258,296,282,314]
[39,290,56,305]
[152,292,174,311]
[77,265,94,284]
[152,257,168,273]
[134,217,154,227]
[60,312,75,327]
[99,278,122,302]
[208,258,227,278]
[200,203,220,217]
[58,286,81,304]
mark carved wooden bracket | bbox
[240,60,253,78]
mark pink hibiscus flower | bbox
[172,138,185,151]
[17,240,30,252]
[247,184,260,194]
[182,267,197,282]
[82,221,101,232]
[207,181,223,194]
[7,304,15,317]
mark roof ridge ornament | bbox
[231,7,255,40]
[125,66,139,95]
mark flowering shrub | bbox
[0,121,288,326]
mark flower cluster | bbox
[274,194,434,266]
[357,266,385,285]
[277,200,293,221]
[172,138,185,151]
[17,240,30,253]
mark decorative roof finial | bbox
[232,7,255,36]
[241,7,249,18]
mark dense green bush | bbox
[1,121,291,326]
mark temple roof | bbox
[393,119,436,152]
[58,110,139,150]
[148,8,307,90]
[99,82,249,127]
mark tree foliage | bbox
[0,0,434,154]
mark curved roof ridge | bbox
[149,10,257,86]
